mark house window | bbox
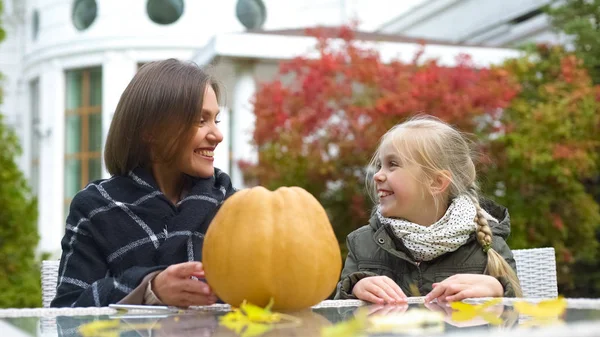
[147,0,184,25]
[72,0,98,31]
[30,79,40,196]
[64,68,103,214]
[32,10,40,40]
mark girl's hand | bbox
[425,274,503,303]
[352,276,407,304]
[366,303,409,316]
[152,261,218,307]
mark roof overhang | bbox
[193,31,522,68]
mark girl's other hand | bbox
[424,274,503,303]
[352,276,407,304]
[366,303,409,316]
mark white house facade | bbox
[1,0,520,257]
[378,0,566,47]
[0,0,246,255]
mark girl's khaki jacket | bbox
[334,199,518,299]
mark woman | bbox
[51,59,236,307]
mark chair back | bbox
[512,247,558,298]
[41,247,558,306]
[41,260,60,308]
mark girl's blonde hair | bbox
[367,115,522,297]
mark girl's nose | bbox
[374,171,386,182]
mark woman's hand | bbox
[425,274,503,303]
[152,261,218,307]
[352,276,407,304]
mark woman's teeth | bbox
[195,149,214,157]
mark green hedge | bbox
[0,0,41,308]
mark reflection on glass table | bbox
[1,298,600,337]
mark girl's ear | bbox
[430,170,452,196]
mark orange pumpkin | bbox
[202,186,342,310]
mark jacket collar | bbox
[368,196,511,240]
[368,197,511,264]
[372,222,417,265]
[128,166,221,196]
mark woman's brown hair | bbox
[104,59,221,176]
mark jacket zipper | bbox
[377,225,426,294]
[415,261,423,294]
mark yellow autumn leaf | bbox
[450,298,503,325]
[79,319,161,337]
[221,309,246,323]
[219,299,301,337]
[480,312,504,326]
[409,283,421,297]
[240,299,280,323]
[79,320,120,336]
[451,310,477,322]
[321,309,367,337]
[221,315,249,334]
[450,302,477,313]
[478,298,503,310]
[241,323,274,337]
[450,298,502,312]
[513,297,567,318]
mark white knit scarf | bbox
[376,195,478,262]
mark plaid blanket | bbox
[51,167,235,307]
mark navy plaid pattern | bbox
[51,167,235,307]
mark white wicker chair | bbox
[41,260,60,308]
[40,247,558,306]
[512,247,558,298]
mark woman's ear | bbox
[142,131,154,143]
[142,133,158,161]
[430,170,452,196]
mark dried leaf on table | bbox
[219,299,301,337]
[513,297,567,318]
[79,319,161,337]
[321,309,367,337]
[450,298,503,325]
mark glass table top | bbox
[2,298,600,337]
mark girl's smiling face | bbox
[373,142,432,224]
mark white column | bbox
[214,106,230,175]
[15,78,29,177]
[231,65,257,188]
[38,60,65,256]
[101,52,137,178]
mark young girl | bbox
[335,116,522,303]
[52,59,236,307]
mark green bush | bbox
[481,46,600,295]
[244,27,518,250]
[0,116,41,308]
[0,0,41,308]
[544,0,600,297]
[246,27,600,297]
